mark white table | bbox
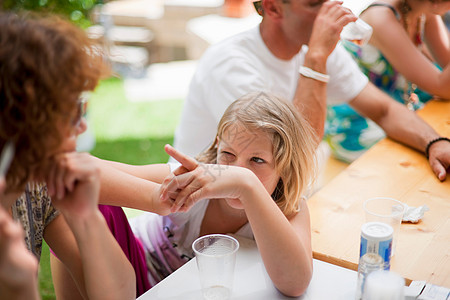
[138,235,357,300]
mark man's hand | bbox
[308,1,356,61]
[428,140,450,181]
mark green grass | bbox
[90,77,182,143]
[39,242,56,300]
[38,76,184,298]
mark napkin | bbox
[402,204,429,223]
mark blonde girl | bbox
[52,91,318,297]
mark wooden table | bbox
[308,99,450,287]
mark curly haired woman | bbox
[0,12,135,299]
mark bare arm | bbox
[362,8,450,98]
[423,14,450,67]
[350,83,450,181]
[294,1,356,142]
[44,152,136,300]
[93,152,196,214]
[98,162,172,215]
[243,183,312,297]
[94,156,170,183]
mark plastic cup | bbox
[341,18,373,46]
[363,197,405,256]
[192,234,239,300]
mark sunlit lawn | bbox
[38,76,183,299]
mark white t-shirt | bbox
[172,25,368,159]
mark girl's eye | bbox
[251,157,265,163]
[220,151,235,162]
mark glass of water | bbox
[193,234,239,300]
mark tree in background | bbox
[2,0,104,27]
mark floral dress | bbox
[324,3,432,163]
[11,182,59,260]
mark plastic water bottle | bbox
[355,253,385,300]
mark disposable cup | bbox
[341,18,373,46]
[192,234,239,300]
[363,197,405,256]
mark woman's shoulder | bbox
[361,2,401,27]
[25,182,59,225]
[362,2,400,19]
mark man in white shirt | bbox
[173,0,450,181]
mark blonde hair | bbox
[197,92,317,217]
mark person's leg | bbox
[50,205,151,298]
[99,205,151,297]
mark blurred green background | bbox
[2,0,101,28]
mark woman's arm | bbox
[44,152,136,300]
[362,8,450,98]
[423,14,450,67]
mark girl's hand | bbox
[161,162,254,213]
[44,152,100,221]
[160,145,199,212]
[164,144,198,176]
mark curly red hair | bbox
[0,12,106,190]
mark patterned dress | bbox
[11,182,59,260]
[324,3,432,163]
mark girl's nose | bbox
[231,158,247,168]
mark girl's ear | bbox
[263,0,284,20]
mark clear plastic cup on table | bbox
[363,197,405,256]
[192,234,239,300]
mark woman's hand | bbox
[43,152,100,221]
